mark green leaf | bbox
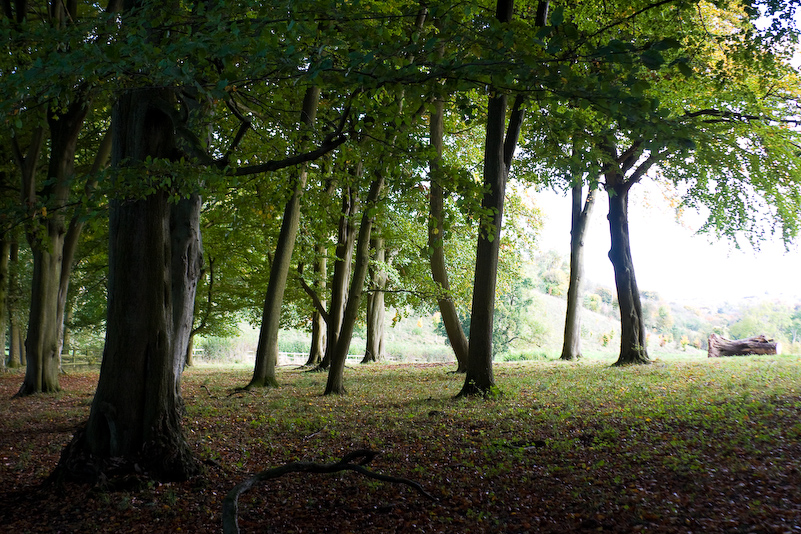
[550,6,564,26]
[641,49,664,71]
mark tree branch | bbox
[222,450,437,534]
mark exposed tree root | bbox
[222,449,436,534]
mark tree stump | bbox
[707,333,780,358]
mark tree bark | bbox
[325,175,384,394]
[0,237,9,368]
[55,87,202,482]
[708,334,779,358]
[560,183,595,361]
[316,184,358,372]
[458,0,537,397]
[17,100,87,396]
[428,98,469,373]
[458,94,508,397]
[362,237,387,364]
[247,86,320,389]
[9,314,23,368]
[607,183,649,365]
[304,245,327,366]
[8,238,23,368]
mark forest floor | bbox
[2,356,801,533]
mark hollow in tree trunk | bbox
[560,183,595,361]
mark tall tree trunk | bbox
[56,130,112,360]
[17,101,87,396]
[458,0,539,397]
[8,237,22,368]
[10,315,23,367]
[428,98,469,372]
[607,183,649,365]
[325,175,384,394]
[0,237,9,368]
[247,87,320,388]
[55,88,202,481]
[316,184,358,372]
[304,245,327,366]
[458,94,508,397]
[362,237,387,364]
[560,183,595,361]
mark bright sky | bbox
[534,183,801,306]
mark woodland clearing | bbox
[2,357,801,533]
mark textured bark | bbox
[607,184,649,366]
[325,175,384,395]
[362,237,387,364]
[708,334,779,358]
[8,238,23,367]
[9,314,23,367]
[458,94,507,397]
[304,245,327,366]
[248,87,320,389]
[18,101,87,396]
[55,87,202,482]
[458,0,540,397]
[56,130,112,359]
[560,184,595,361]
[428,98,469,372]
[0,238,9,368]
[316,185,358,372]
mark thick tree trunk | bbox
[18,101,87,396]
[325,175,384,394]
[560,184,595,361]
[55,88,202,482]
[708,334,779,358]
[607,184,649,366]
[248,87,320,388]
[362,237,387,364]
[428,98,469,373]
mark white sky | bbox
[534,183,801,306]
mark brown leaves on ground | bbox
[2,359,801,533]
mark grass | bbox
[2,354,801,532]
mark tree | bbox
[362,236,389,364]
[560,180,596,361]
[458,0,534,397]
[247,85,321,389]
[428,94,470,372]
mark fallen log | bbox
[707,333,780,358]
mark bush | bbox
[198,336,254,363]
